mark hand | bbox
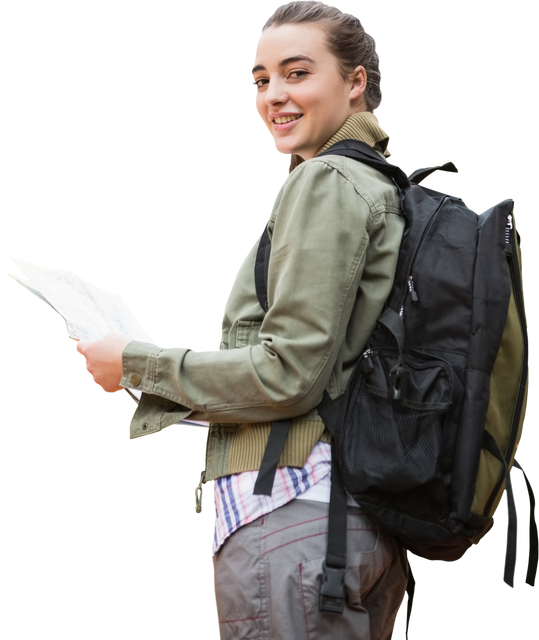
[77,333,133,392]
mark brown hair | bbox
[263,1,381,171]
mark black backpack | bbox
[252,140,537,629]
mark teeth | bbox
[274,114,302,124]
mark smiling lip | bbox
[273,114,301,131]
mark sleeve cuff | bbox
[120,340,162,395]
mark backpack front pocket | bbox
[340,351,453,520]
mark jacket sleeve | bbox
[121,158,401,438]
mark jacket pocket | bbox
[234,320,262,349]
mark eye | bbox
[249,71,308,89]
[253,78,269,89]
[289,70,308,80]
[249,78,267,89]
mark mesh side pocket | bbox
[341,384,448,518]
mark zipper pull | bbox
[399,274,417,316]
[408,276,418,303]
[191,469,206,516]
[389,364,407,401]
[192,429,209,516]
[505,214,513,257]
[362,348,374,373]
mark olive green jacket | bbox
[121,113,404,481]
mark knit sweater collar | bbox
[316,111,390,157]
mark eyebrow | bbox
[252,55,315,75]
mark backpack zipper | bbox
[399,277,419,316]
[398,194,450,315]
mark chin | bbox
[272,140,294,157]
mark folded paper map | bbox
[9,259,207,427]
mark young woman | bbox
[78,2,408,638]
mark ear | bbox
[349,65,367,105]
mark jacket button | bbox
[131,373,141,387]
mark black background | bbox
[0,2,539,640]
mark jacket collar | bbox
[316,111,390,158]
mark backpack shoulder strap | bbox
[255,226,271,312]
[318,139,410,190]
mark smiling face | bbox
[253,23,367,160]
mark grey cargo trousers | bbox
[214,499,407,640]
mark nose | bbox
[264,77,288,106]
